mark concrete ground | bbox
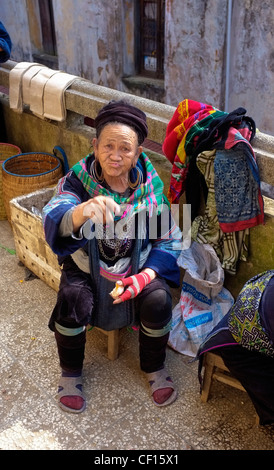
[1,219,274,451]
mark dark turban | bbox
[94,100,148,144]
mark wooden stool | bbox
[201,352,260,425]
[96,328,120,360]
[201,352,245,402]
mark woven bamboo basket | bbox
[0,143,22,220]
[2,151,66,222]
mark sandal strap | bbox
[146,368,177,407]
[146,368,175,394]
[58,375,84,400]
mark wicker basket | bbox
[2,151,66,222]
[0,143,22,220]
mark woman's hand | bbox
[112,268,157,304]
[72,195,120,232]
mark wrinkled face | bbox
[93,123,142,180]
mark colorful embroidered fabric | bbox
[214,146,264,232]
[72,152,169,220]
[162,99,264,233]
[162,100,222,204]
[228,270,274,357]
[191,149,249,274]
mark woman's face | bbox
[93,123,142,182]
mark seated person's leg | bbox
[219,345,274,426]
[137,278,177,406]
[49,257,95,413]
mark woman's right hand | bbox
[72,195,120,232]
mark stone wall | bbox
[0,0,273,135]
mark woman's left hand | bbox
[112,268,156,304]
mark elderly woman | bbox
[198,270,274,425]
[43,100,182,413]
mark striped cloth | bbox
[162,99,223,204]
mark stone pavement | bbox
[0,219,274,451]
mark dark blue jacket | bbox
[0,21,12,63]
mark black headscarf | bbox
[94,100,148,144]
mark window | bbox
[30,0,58,69]
[139,0,165,79]
[38,0,57,56]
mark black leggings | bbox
[54,279,172,374]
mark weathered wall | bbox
[1,0,32,61]
[0,96,94,165]
[228,1,274,135]
[1,0,273,135]
[165,0,274,137]
[165,0,228,109]
[53,0,125,89]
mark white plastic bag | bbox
[168,241,234,357]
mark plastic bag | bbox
[168,241,234,357]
